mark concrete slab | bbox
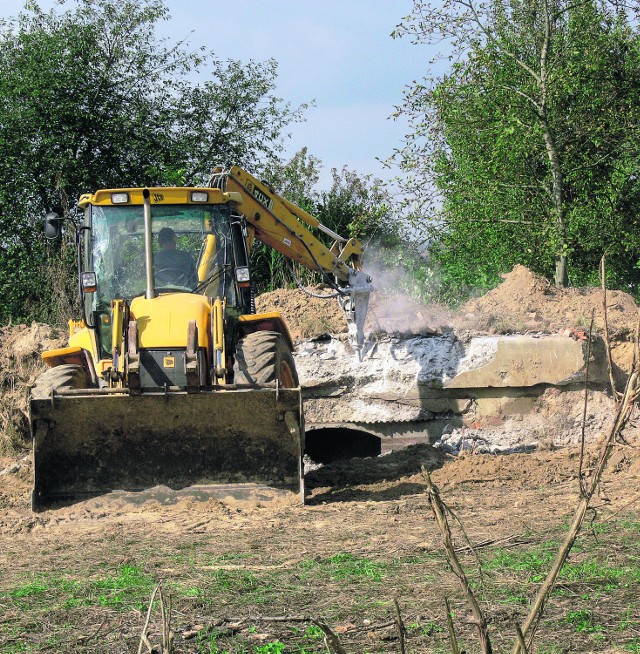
[446,335,607,388]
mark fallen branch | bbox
[312,619,350,654]
[454,533,528,553]
[253,615,309,623]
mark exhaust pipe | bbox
[143,189,155,299]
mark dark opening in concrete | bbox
[305,427,382,464]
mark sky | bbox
[0,0,431,189]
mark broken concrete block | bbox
[446,335,607,388]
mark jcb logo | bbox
[153,193,164,202]
[251,185,274,211]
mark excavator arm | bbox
[212,166,373,354]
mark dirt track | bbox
[1,438,639,653]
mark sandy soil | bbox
[257,265,639,341]
[1,267,639,652]
[1,434,639,652]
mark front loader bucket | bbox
[30,388,304,510]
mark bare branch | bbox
[394,598,407,654]
[423,466,493,653]
[601,256,619,398]
[138,586,159,654]
[578,310,595,496]
[512,310,640,653]
[444,597,461,654]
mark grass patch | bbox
[8,579,51,599]
[559,558,640,589]
[299,553,387,582]
[6,564,155,613]
[484,544,556,582]
[182,569,278,607]
[565,609,604,634]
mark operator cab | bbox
[79,189,250,359]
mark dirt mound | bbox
[457,264,638,337]
[257,265,639,343]
[255,287,349,341]
[0,323,65,454]
[256,287,453,341]
[367,292,453,335]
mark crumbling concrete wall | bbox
[297,332,613,454]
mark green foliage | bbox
[7,564,155,613]
[565,609,604,634]
[299,552,387,582]
[394,0,640,295]
[254,642,286,654]
[0,0,305,324]
[8,579,51,599]
[304,624,324,640]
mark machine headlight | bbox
[81,272,97,293]
[111,192,129,204]
[235,267,250,283]
[191,191,209,202]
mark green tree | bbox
[393,0,640,291]
[0,0,305,323]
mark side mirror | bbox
[43,212,63,240]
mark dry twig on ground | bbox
[312,619,350,654]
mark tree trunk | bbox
[555,254,568,287]
[540,114,568,287]
[538,0,568,288]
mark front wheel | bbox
[233,331,298,388]
[31,364,89,400]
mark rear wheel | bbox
[233,331,298,388]
[31,364,89,400]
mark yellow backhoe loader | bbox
[30,167,373,510]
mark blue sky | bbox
[0,1,430,188]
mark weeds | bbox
[6,564,155,614]
[565,609,604,634]
[299,553,386,582]
[254,642,286,654]
[0,323,64,454]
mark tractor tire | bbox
[31,364,89,400]
[233,331,298,388]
